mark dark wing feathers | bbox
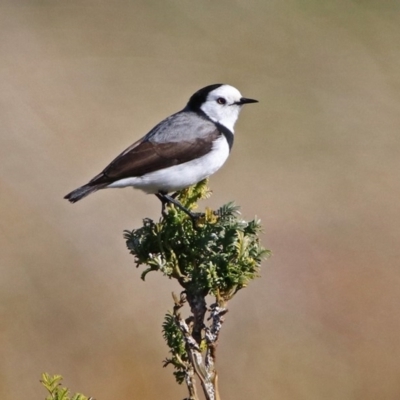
[88,131,220,186]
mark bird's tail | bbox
[64,184,103,203]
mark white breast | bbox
[106,135,230,194]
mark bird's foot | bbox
[156,193,221,229]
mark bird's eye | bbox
[216,97,226,105]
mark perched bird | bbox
[64,84,258,217]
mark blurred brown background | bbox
[1,1,400,399]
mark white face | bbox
[200,85,244,132]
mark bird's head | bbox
[186,84,258,132]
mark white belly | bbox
[106,135,230,194]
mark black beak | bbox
[238,97,258,105]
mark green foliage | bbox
[162,312,189,384]
[124,179,270,390]
[124,179,270,301]
[40,373,92,400]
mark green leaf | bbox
[40,374,92,400]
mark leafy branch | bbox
[124,179,270,400]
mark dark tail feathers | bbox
[64,184,103,203]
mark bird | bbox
[64,83,258,218]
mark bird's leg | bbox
[155,193,169,217]
[155,192,201,221]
